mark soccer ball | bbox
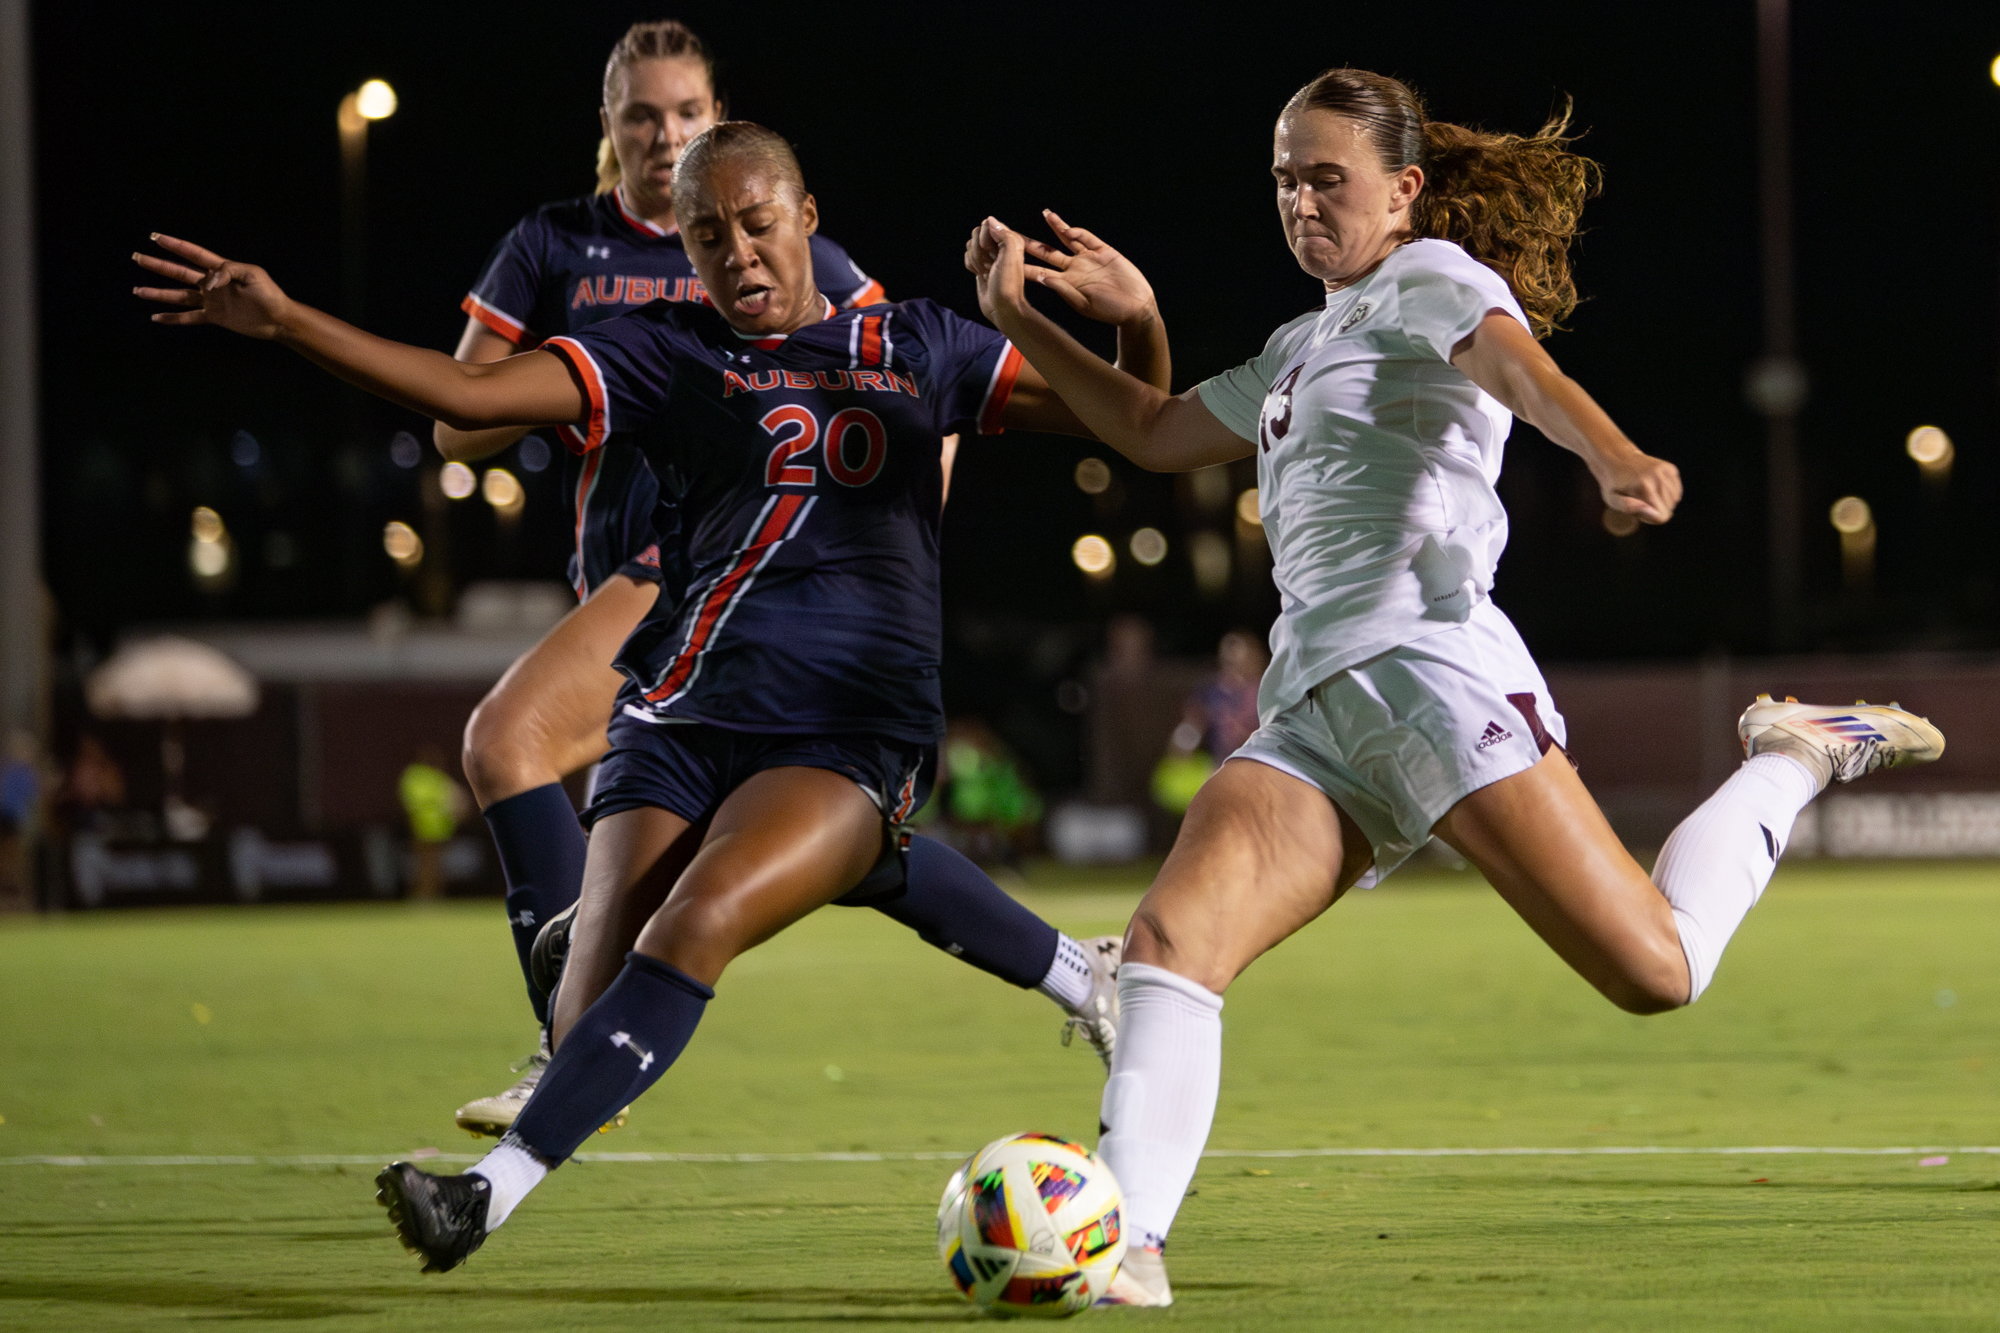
[937,1132,1126,1317]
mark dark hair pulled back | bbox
[1285,68,1600,338]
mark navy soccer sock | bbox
[483,783,588,1025]
[874,835,1060,989]
[511,952,712,1164]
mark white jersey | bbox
[1196,239,1531,721]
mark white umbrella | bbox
[87,636,259,720]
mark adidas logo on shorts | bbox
[1475,721,1513,751]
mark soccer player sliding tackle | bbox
[966,69,1943,1306]
[135,120,1170,1274]
[435,20,1121,1140]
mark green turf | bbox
[3,861,1999,1329]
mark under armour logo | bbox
[1474,721,1513,750]
[610,1031,654,1070]
[586,244,611,259]
[511,909,536,928]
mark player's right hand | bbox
[968,217,1031,330]
[133,234,295,340]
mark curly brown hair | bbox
[1284,69,1601,338]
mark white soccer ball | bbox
[937,1131,1126,1317]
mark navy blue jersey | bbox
[461,187,884,597]
[544,298,1024,743]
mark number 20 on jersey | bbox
[761,406,888,488]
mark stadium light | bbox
[1990,54,2000,87]
[440,461,477,500]
[481,467,525,516]
[1905,425,1953,483]
[1189,530,1231,595]
[1072,534,1115,578]
[188,506,232,586]
[1074,457,1111,495]
[1830,495,1875,591]
[1129,528,1167,566]
[355,79,398,121]
[1235,488,1261,526]
[383,520,423,568]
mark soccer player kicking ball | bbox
[136,121,1169,1273]
[434,17,1122,1142]
[966,68,1944,1307]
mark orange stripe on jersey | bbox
[461,293,526,345]
[859,315,883,366]
[845,279,887,309]
[542,337,610,453]
[978,345,1025,436]
[570,449,605,599]
[644,493,810,704]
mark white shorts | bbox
[1234,600,1566,887]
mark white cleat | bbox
[454,1033,629,1139]
[1060,935,1123,1071]
[1738,694,1945,789]
[1098,1246,1173,1307]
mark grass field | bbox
[3,860,1999,1330]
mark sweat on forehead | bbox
[670,122,806,211]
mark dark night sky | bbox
[31,2,2000,682]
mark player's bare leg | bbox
[453,574,656,1138]
[1100,759,1373,1306]
[382,767,886,1271]
[1433,748,1691,1012]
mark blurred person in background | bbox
[936,719,1044,866]
[54,734,126,835]
[400,746,470,901]
[0,732,39,908]
[1152,630,1269,816]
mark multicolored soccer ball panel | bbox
[936,1132,1127,1317]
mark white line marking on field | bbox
[4,1146,1999,1167]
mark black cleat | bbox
[375,1161,491,1273]
[529,901,578,999]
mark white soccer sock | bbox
[1037,933,1095,1010]
[1096,962,1223,1252]
[468,1136,549,1231]
[1653,753,1820,1001]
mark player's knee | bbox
[462,695,551,806]
[1125,906,1235,994]
[1602,946,1692,1015]
[637,895,743,983]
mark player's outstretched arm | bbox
[1451,312,1681,524]
[133,234,583,432]
[969,217,1246,471]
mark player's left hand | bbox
[1598,449,1681,525]
[1016,210,1158,328]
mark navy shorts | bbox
[584,716,933,905]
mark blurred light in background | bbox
[439,461,476,500]
[1074,457,1111,495]
[1990,53,2000,86]
[1129,527,1167,566]
[1602,507,1641,537]
[389,431,422,468]
[1072,534,1114,578]
[481,467,524,516]
[1189,530,1231,595]
[1188,464,1231,514]
[229,430,259,468]
[188,507,233,586]
[517,434,552,473]
[383,521,423,568]
[1830,495,1875,590]
[355,79,399,120]
[1905,425,1953,482]
[1235,488,1261,526]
